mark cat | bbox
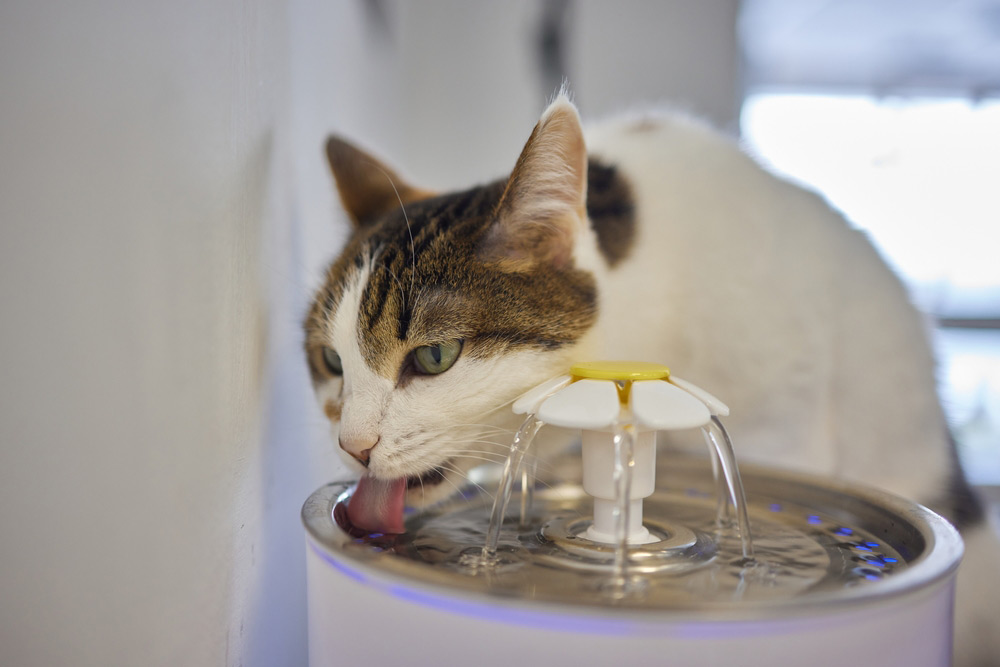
[304,93,998,665]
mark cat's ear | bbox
[325,136,435,227]
[479,95,588,272]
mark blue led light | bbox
[368,533,384,539]
[884,557,898,563]
[769,503,782,512]
[865,541,879,548]
[807,515,822,524]
[865,574,880,581]
[855,545,872,551]
[834,527,853,536]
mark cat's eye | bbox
[321,347,343,375]
[413,340,462,375]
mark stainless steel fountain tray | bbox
[302,453,962,620]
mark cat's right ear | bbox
[479,95,588,272]
[325,136,434,227]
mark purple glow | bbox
[769,503,782,512]
[308,542,369,583]
[385,584,643,636]
[807,515,822,524]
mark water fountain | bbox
[302,362,963,666]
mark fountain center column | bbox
[582,429,659,544]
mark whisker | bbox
[437,462,495,503]
[447,423,517,433]
[434,450,509,463]
[371,163,418,299]
[384,263,407,312]
[447,439,518,449]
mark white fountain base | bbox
[304,536,956,666]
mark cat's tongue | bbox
[346,475,407,534]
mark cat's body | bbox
[306,95,997,664]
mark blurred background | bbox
[1,1,997,664]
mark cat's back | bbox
[584,110,842,251]
[583,110,949,502]
[581,109,865,367]
[582,111,871,336]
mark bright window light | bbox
[741,94,1000,318]
[742,92,1000,484]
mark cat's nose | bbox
[339,435,379,467]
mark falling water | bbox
[709,446,731,523]
[702,415,754,559]
[519,456,538,526]
[482,414,544,560]
[610,423,637,592]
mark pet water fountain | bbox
[303,362,964,666]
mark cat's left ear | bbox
[325,136,435,227]
[479,95,588,272]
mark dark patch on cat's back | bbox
[586,158,635,267]
[932,431,985,531]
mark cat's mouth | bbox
[345,462,452,536]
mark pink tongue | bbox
[346,475,407,534]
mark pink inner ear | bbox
[480,212,577,271]
[482,98,588,271]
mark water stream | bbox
[519,456,537,527]
[702,415,754,560]
[481,414,543,561]
[610,424,636,592]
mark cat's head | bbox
[304,96,603,506]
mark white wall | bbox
[572,0,742,131]
[0,1,741,665]
[0,1,287,664]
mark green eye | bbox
[413,340,462,375]
[322,347,343,375]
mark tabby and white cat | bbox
[305,94,996,664]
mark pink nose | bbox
[339,435,379,467]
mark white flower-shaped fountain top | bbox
[513,361,728,429]
[512,361,729,545]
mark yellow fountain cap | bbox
[570,361,670,382]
